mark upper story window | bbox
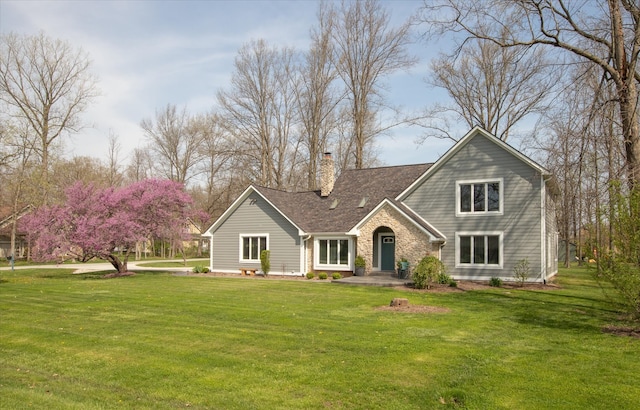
[456,179,503,216]
[240,234,268,262]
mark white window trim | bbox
[239,234,269,263]
[314,236,352,271]
[455,231,503,269]
[455,178,504,216]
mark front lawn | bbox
[0,267,638,409]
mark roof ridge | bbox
[341,163,433,172]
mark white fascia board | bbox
[397,126,550,201]
[348,198,445,242]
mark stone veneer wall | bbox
[356,205,439,274]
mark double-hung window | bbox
[240,235,267,262]
[456,232,502,268]
[315,238,350,269]
[457,179,503,215]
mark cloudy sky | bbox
[1,0,459,167]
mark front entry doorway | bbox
[380,235,395,271]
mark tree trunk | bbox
[105,253,128,274]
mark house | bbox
[203,127,558,282]
[0,205,32,260]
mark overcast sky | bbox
[0,0,460,167]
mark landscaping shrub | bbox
[332,272,342,280]
[193,265,205,273]
[437,272,452,284]
[600,260,640,317]
[306,272,315,280]
[318,272,328,280]
[448,279,457,287]
[489,277,503,287]
[513,259,530,286]
[260,250,270,277]
[413,255,446,289]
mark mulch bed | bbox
[602,325,640,339]
[376,304,451,314]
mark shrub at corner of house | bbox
[332,272,342,280]
[513,258,530,286]
[489,277,503,287]
[448,279,457,287]
[413,255,446,289]
[318,272,328,280]
[202,267,209,273]
[193,265,204,273]
[306,272,315,280]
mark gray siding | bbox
[403,134,546,281]
[545,188,559,278]
[210,191,301,274]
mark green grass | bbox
[133,259,209,268]
[1,267,638,409]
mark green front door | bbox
[381,236,395,271]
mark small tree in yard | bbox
[22,179,193,275]
[413,256,446,289]
[260,250,270,277]
[513,259,530,286]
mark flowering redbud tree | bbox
[22,179,194,275]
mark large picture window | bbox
[315,238,350,269]
[456,233,502,267]
[240,235,267,262]
[457,179,503,215]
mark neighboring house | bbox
[203,127,558,282]
[0,205,32,259]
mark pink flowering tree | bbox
[22,179,194,275]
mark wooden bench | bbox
[240,268,257,276]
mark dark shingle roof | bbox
[255,163,432,233]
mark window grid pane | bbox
[243,238,250,260]
[319,240,328,264]
[473,184,485,212]
[460,236,471,264]
[460,184,471,212]
[487,183,500,211]
[473,235,485,264]
[251,237,258,259]
[329,240,338,264]
[339,240,348,264]
[487,236,499,264]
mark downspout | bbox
[541,174,547,284]
[301,235,311,276]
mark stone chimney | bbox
[320,152,335,197]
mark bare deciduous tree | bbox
[0,32,99,204]
[140,104,206,184]
[106,130,124,187]
[296,2,342,189]
[420,0,640,187]
[425,39,556,142]
[217,39,301,189]
[125,147,154,183]
[328,0,417,169]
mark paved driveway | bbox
[0,260,196,274]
